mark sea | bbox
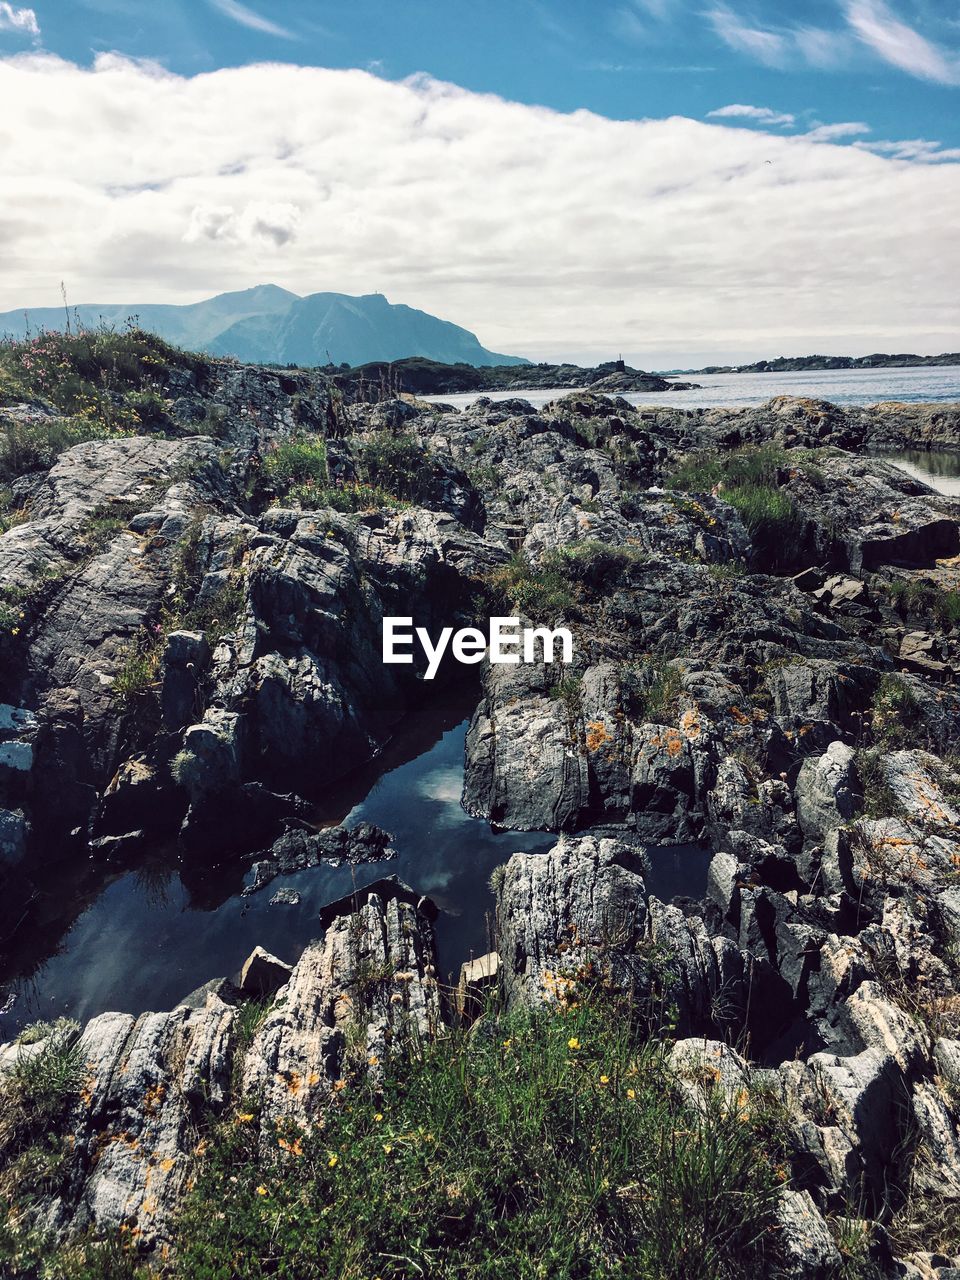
[424,364,960,412]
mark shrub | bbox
[0,325,201,423]
[486,550,577,621]
[357,431,429,502]
[883,579,960,629]
[111,630,163,712]
[1,1021,82,1146]
[260,434,329,491]
[0,415,117,484]
[870,674,926,750]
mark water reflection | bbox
[884,450,960,497]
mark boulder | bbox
[238,946,294,997]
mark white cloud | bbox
[0,4,38,37]
[208,0,295,40]
[0,54,959,364]
[857,137,960,163]
[705,6,787,66]
[184,201,301,247]
[844,0,960,84]
[707,104,796,127]
[802,121,871,141]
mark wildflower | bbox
[333,1079,346,1092]
[237,1113,254,1124]
[599,1075,610,1086]
[502,1039,512,1048]
[383,1143,393,1154]
[626,1089,636,1100]
[255,1186,268,1197]
[368,1055,379,1066]
[374,1113,384,1123]
[327,1154,338,1169]
[568,1037,581,1051]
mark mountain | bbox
[0,286,528,368]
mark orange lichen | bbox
[585,720,613,752]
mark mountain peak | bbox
[0,288,527,368]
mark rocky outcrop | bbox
[0,888,440,1246]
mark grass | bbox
[0,415,122,484]
[172,997,790,1280]
[0,564,67,640]
[621,659,684,725]
[665,445,805,570]
[882,579,960,629]
[486,550,578,621]
[869,674,927,751]
[854,748,900,819]
[486,542,649,624]
[79,497,158,556]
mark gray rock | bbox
[774,1189,843,1278]
[796,741,860,841]
[238,946,294,997]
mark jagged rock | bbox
[843,980,928,1073]
[901,631,949,674]
[795,741,861,841]
[243,891,441,1123]
[243,822,396,894]
[805,1048,904,1206]
[494,835,648,1006]
[774,1189,843,1278]
[463,662,588,832]
[881,750,960,828]
[238,946,294,997]
[160,630,211,732]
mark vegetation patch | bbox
[0,324,204,427]
[171,998,790,1280]
[621,659,685,725]
[665,445,805,570]
[869,674,927,751]
[881,578,960,629]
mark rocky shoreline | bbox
[2,336,960,1275]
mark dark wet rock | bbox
[0,807,27,866]
[160,630,210,732]
[243,821,396,894]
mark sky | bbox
[1,0,959,366]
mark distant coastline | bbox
[667,351,960,375]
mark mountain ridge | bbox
[0,285,527,369]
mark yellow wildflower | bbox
[568,1037,581,1051]
[327,1154,338,1169]
[237,1113,254,1124]
[255,1186,268,1197]
[374,1113,383,1123]
[599,1075,610,1085]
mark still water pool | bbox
[0,689,710,1040]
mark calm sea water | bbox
[427,364,960,411]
